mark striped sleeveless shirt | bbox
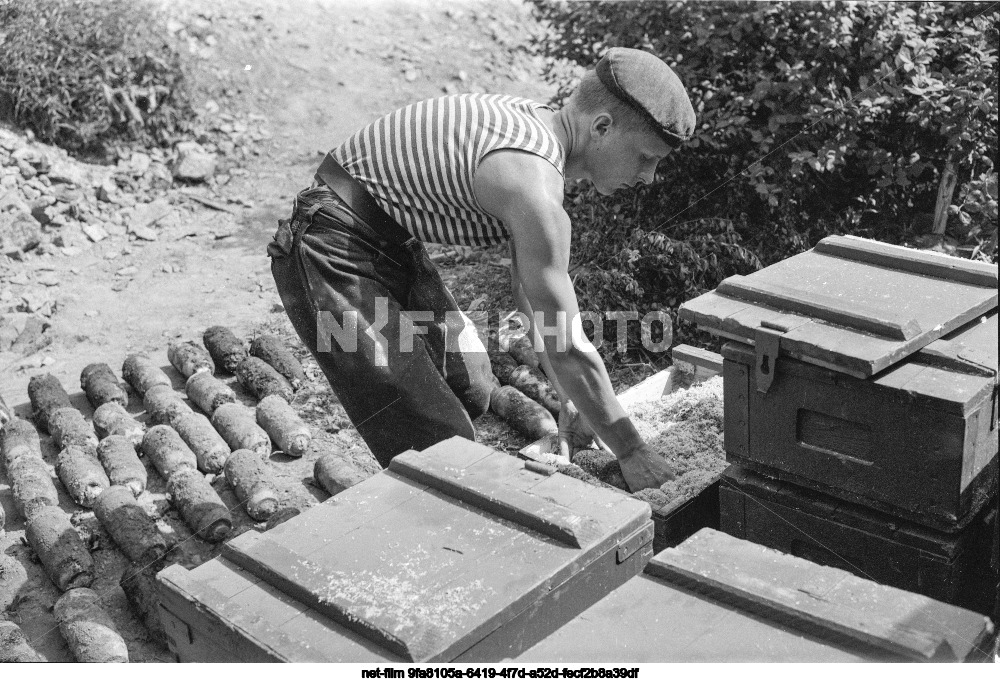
[330,94,565,247]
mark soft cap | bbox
[595,47,696,147]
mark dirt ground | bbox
[0,0,577,662]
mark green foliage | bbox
[0,0,195,155]
[530,0,998,358]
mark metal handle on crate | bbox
[755,320,791,394]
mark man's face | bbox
[586,115,673,196]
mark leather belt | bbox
[313,153,413,247]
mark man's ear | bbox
[590,112,613,140]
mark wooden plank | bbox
[719,465,997,616]
[390,442,603,548]
[717,274,921,340]
[722,356,750,458]
[157,563,289,663]
[671,345,723,373]
[617,367,676,406]
[652,476,721,551]
[264,469,430,551]
[814,235,999,289]
[915,309,998,377]
[646,528,994,662]
[515,572,875,663]
[158,559,396,662]
[684,244,998,379]
[222,533,426,660]
[220,471,622,663]
[678,290,753,329]
[456,523,654,662]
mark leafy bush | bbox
[0,0,195,155]
[529,0,998,358]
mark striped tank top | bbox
[330,94,565,247]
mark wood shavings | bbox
[560,376,726,511]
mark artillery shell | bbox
[8,455,59,519]
[143,383,192,425]
[120,560,166,646]
[168,340,216,378]
[236,356,294,402]
[250,334,306,389]
[167,469,232,542]
[508,364,560,416]
[256,394,311,457]
[27,373,73,432]
[489,385,557,440]
[170,411,230,474]
[489,351,519,385]
[56,445,110,508]
[508,335,540,370]
[0,619,45,662]
[25,506,94,591]
[1,417,42,471]
[93,486,166,564]
[47,407,98,450]
[203,325,248,374]
[121,354,170,397]
[185,371,236,415]
[314,452,373,496]
[97,436,147,496]
[54,588,129,663]
[80,363,128,409]
[141,425,197,479]
[224,449,280,521]
[211,403,271,458]
[92,402,144,446]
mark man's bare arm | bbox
[474,150,674,490]
[509,244,568,403]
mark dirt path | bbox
[2,0,556,409]
[1,0,558,662]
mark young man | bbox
[268,48,695,492]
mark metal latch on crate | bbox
[755,320,791,394]
[616,524,654,563]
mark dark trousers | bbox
[267,186,497,467]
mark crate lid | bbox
[679,235,998,379]
[212,437,650,663]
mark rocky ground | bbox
[0,0,678,663]
[0,0,574,663]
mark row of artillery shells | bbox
[93,402,144,446]
[256,395,310,458]
[212,403,270,458]
[204,325,248,374]
[121,354,170,398]
[186,371,236,414]
[47,407,98,451]
[80,363,128,409]
[93,486,167,565]
[54,588,129,663]
[27,374,72,433]
[56,446,110,508]
[168,341,215,379]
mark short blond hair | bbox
[571,69,648,133]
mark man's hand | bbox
[557,400,607,461]
[617,443,676,493]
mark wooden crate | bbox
[719,465,998,616]
[156,437,654,663]
[722,333,997,531]
[517,528,995,663]
[678,236,998,531]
